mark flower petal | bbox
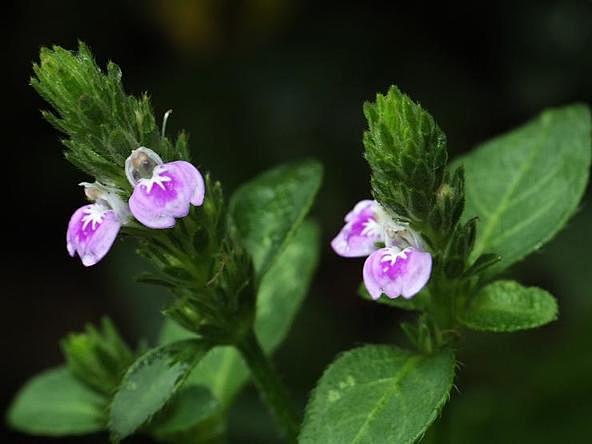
[331,200,383,257]
[363,247,431,300]
[129,161,205,229]
[362,248,387,299]
[66,205,89,257]
[344,199,376,222]
[400,250,432,298]
[66,205,120,266]
[170,161,205,206]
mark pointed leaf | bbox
[300,345,455,444]
[458,105,591,274]
[7,366,106,436]
[459,280,558,332]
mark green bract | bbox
[363,86,448,224]
[61,317,134,395]
[31,43,188,190]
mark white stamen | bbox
[139,168,172,193]
[361,218,381,237]
[81,205,108,231]
[79,182,131,225]
[381,247,409,267]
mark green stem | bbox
[236,330,300,443]
[427,270,462,349]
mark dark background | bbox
[3,1,592,443]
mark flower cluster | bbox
[331,200,432,300]
[67,147,205,266]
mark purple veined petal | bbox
[362,248,391,300]
[363,247,432,300]
[168,160,205,206]
[344,199,377,223]
[400,249,433,298]
[331,200,383,257]
[129,161,206,229]
[66,204,121,267]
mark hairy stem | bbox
[237,330,300,443]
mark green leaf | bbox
[183,346,248,408]
[109,339,210,442]
[359,282,429,311]
[300,345,455,444]
[7,366,106,436]
[229,160,322,277]
[255,220,320,350]
[149,386,223,443]
[459,105,591,274]
[160,221,320,407]
[459,280,558,332]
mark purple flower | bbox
[67,203,121,267]
[331,200,385,257]
[126,147,205,229]
[66,183,130,267]
[363,247,432,300]
[332,198,433,300]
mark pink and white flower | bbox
[66,183,129,267]
[331,199,433,300]
[331,200,386,257]
[363,247,432,299]
[67,204,121,267]
[126,147,205,229]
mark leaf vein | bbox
[472,125,550,258]
[349,356,421,444]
